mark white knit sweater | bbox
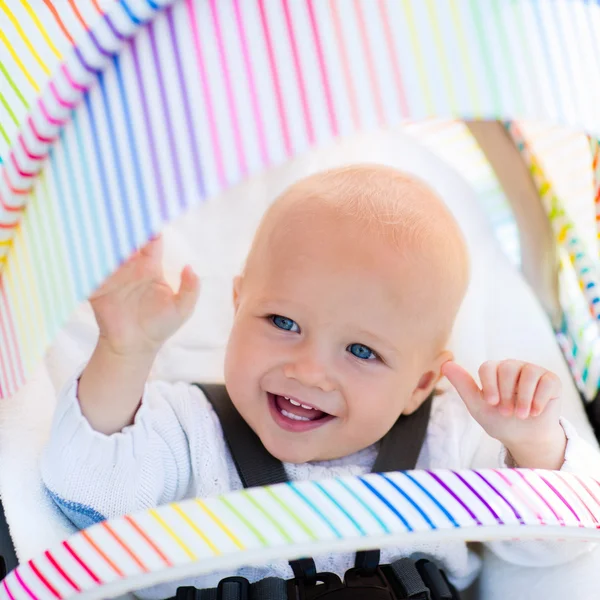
[41,372,600,599]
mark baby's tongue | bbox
[275,395,325,421]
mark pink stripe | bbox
[378,0,410,117]
[354,0,385,126]
[574,475,600,508]
[186,0,226,186]
[493,469,545,524]
[209,0,247,175]
[3,169,33,195]
[0,281,25,383]
[538,473,582,525]
[558,477,599,526]
[329,0,360,130]
[0,187,26,212]
[29,560,62,599]
[233,0,268,165]
[306,0,337,137]
[18,134,45,161]
[27,116,55,144]
[49,81,77,109]
[45,550,81,592]
[9,153,37,178]
[15,569,39,600]
[37,98,68,127]
[282,0,314,144]
[513,470,565,526]
[3,580,15,600]
[61,63,87,92]
[258,0,292,157]
[63,541,102,584]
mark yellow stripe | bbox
[0,28,39,91]
[0,0,50,74]
[171,504,220,555]
[195,499,245,550]
[149,509,197,561]
[19,0,62,60]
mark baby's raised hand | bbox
[442,360,567,470]
[90,236,200,357]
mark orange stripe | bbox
[42,0,74,44]
[81,530,124,577]
[90,0,103,14]
[125,515,173,566]
[67,0,89,31]
[102,522,149,572]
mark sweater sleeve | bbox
[484,418,600,567]
[41,369,220,529]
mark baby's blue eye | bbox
[271,315,300,332]
[347,343,376,360]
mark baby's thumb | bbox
[174,265,200,320]
[441,361,482,409]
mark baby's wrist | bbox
[503,424,567,470]
[97,334,161,364]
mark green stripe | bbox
[242,490,294,543]
[219,496,267,547]
[0,120,10,145]
[0,90,20,126]
[0,60,29,109]
[265,487,317,541]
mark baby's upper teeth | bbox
[301,404,313,410]
[288,398,301,406]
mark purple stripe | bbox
[473,471,524,524]
[452,471,503,525]
[14,569,38,600]
[538,474,581,524]
[130,37,168,222]
[148,20,185,214]
[166,6,205,200]
[75,46,101,75]
[426,471,482,525]
[104,14,127,41]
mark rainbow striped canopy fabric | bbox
[0,0,600,404]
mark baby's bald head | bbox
[243,164,470,349]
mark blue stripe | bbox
[113,53,152,239]
[48,149,85,299]
[381,474,436,530]
[98,70,137,251]
[84,91,123,260]
[71,109,113,274]
[46,488,106,531]
[314,482,365,535]
[120,0,142,25]
[399,472,459,528]
[287,482,341,538]
[336,478,390,534]
[359,476,412,532]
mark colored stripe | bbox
[511,470,564,525]
[219,496,267,546]
[67,0,89,31]
[28,115,55,143]
[29,559,61,599]
[426,471,482,525]
[232,0,268,164]
[538,473,582,524]
[558,477,599,525]
[0,0,50,74]
[0,60,28,108]
[287,482,342,538]
[38,97,68,126]
[45,550,80,592]
[42,0,74,44]
[102,521,149,572]
[124,515,173,566]
[451,471,503,524]
[14,568,38,600]
[0,279,24,383]
[382,474,436,529]
[2,580,14,600]
[186,0,225,186]
[49,81,76,109]
[242,490,293,543]
[171,504,220,555]
[149,508,197,561]
[10,152,36,178]
[209,0,248,174]
[574,475,600,508]
[195,499,245,550]
[19,0,62,59]
[472,471,524,524]
[359,476,412,532]
[18,134,43,160]
[336,479,389,534]
[0,27,39,91]
[0,121,9,145]
[257,0,292,156]
[282,0,314,144]
[62,540,102,584]
[166,6,205,199]
[81,529,124,577]
[265,486,317,540]
[61,63,87,92]
[0,89,20,126]
[130,37,168,222]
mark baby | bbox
[42,165,599,597]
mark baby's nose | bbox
[283,353,335,392]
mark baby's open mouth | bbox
[268,393,334,432]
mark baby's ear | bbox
[405,350,453,414]
[232,275,243,312]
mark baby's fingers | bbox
[479,361,500,406]
[531,371,561,417]
[515,364,545,419]
[442,361,482,411]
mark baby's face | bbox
[224,207,448,463]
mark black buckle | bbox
[415,560,455,600]
[175,586,199,600]
[344,566,398,598]
[354,549,381,575]
[287,572,343,600]
[217,576,250,600]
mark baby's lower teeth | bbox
[281,408,311,422]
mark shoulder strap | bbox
[195,384,289,488]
